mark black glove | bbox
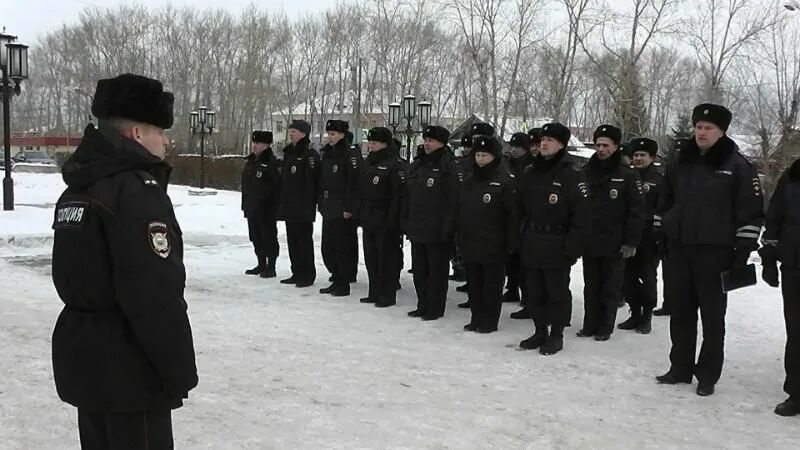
[758,245,779,288]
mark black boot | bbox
[457,301,471,309]
[360,297,376,304]
[330,283,350,297]
[456,283,469,293]
[696,383,715,396]
[510,307,531,320]
[245,258,266,275]
[636,309,653,334]
[407,309,425,317]
[653,307,670,316]
[260,258,277,278]
[520,322,548,350]
[655,370,692,384]
[375,298,396,308]
[280,275,297,284]
[775,397,800,417]
[617,308,641,330]
[540,327,564,355]
[319,283,336,294]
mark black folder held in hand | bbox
[721,264,757,293]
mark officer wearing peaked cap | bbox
[404,125,458,320]
[277,119,321,287]
[517,122,591,355]
[318,119,362,296]
[242,130,282,278]
[577,124,646,342]
[655,103,764,396]
[619,137,663,334]
[51,73,197,448]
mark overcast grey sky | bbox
[2,0,334,45]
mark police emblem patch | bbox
[610,188,618,199]
[483,193,492,204]
[53,201,89,230]
[373,175,380,185]
[332,164,338,173]
[549,193,558,205]
[256,170,263,178]
[148,221,170,259]
[291,165,297,174]
[427,177,435,187]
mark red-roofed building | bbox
[9,133,81,158]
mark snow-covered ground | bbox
[1,172,797,449]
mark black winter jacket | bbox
[358,147,406,231]
[277,137,320,222]
[518,148,592,268]
[51,125,198,412]
[657,135,764,250]
[318,139,362,219]
[241,148,281,217]
[583,150,645,257]
[763,158,800,269]
[403,147,458,243]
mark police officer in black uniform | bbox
[277,120,320,287]
[449,134,519,333]
[504,132,533,305]
[318,119,362,297]
[577,125,645,342]
[359,127,406,307]
[528,127,542,157]
[619,138,663,334]
[451,134,472,287]
[51,73,197,448]
[404,125,457,320]
[760,157,800,416]
[656,103,764,396]
[518,123,591,355]
[241,130,281,278]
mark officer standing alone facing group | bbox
[51,73,198,448]
[518,123,591,355]
[318,119,362,297]
[578,125,645,342]
[656,103,764,397]
[404,125,457,321]
[449,134,519,333]
[241,130,281,278]
[277,120,320,288]
[359,127,406,308]
[619,138,663,334]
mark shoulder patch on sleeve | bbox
[53,201,89,230]
[148,221,171,258]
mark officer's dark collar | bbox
[366,147,392,164]
[420,146,447,163]
[472,157,501,180]
[534,147,567,168]
[587,147,622,171]
[285,136,310,152]
[789,158,800,181]
[679,135,737,168]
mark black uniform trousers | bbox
[78,408,173,450]
[285,221,316,283]
[246,207,278,263]
[363,228,401,304]
[666,244,731,385]
[321,218,358,285]
[623,244,658,313]
[526,267,572,328]
[505,252,522,299]
[782,268,800,399]
[582,255,625,335]
[466,263,505,329]
[411,242,450,318]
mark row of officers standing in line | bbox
[241,103,799,415]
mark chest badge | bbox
[427,177,435,188]
[291,165,297,174]
[643,183,650,192]
[483,193,492,204]
[148,222,171,259]
[256,170,263,178]
[609,188,618,199]
[549,193,559,205]
[332,164,338,173]
[373,175,380,185]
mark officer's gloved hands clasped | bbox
[620,245,637,259]
[758,245,780,288]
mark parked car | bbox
[12,150,57,166]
